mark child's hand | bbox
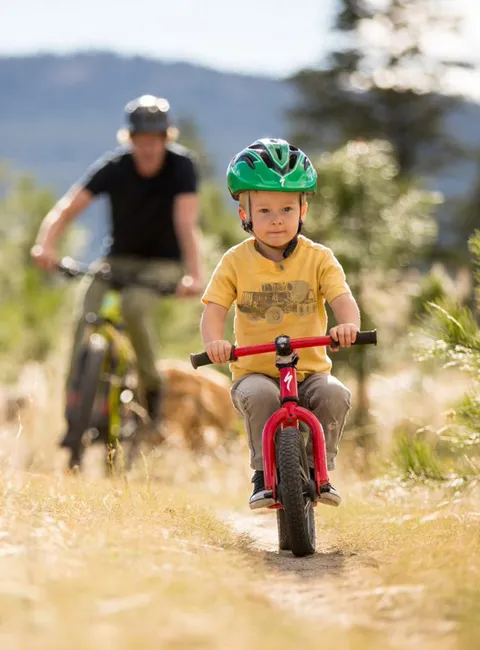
[329,323,359,351]
[205,340,233,364]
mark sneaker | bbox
[309,468,342,507]
[319,482,341,507]
[249,470,275,510]
[59,417,76,448]
[59,429,75,448]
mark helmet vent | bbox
[304,158,312,170]
[289,152,299,170]
[276,147,283,160]
[249,142,267,154]
[236,153,256,169]
[259,152,274,169]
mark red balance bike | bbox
[191,330,377,557]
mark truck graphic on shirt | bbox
[238,280,316,324]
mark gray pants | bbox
[231,373,351,471]
[66,256,182,394]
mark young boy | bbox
[201,139,360,509]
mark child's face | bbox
[239,191,306,248]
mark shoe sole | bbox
[318,495,341,507]
[249,496,276,510]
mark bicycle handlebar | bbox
[56,257,177,296]
[190,330,377,369]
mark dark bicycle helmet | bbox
[124,95,171,134]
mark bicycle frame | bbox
[80,289,136,444]
[60,256,178,441]
[58,257,179,470]
[263,370,328,505]
[232,334,336,506]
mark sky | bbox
[1,0,479,77]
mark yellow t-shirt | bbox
[202,235,351,381]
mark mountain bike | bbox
[57,257,176,472]
[190,330,377,557]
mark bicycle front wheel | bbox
[276,427,316,557]
[69,335,109,470]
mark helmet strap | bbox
[281,192,305,259]
[241,192,254,233]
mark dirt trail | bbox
[223,508,457,650]
[224,509,373,622]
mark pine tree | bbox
[290,0,472,175]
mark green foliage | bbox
[454,394,480,447]
[0,167,69,377]
[155,297,204,359]
[421,300,480,366]
[416,243,480,371]
[309,140,440,271]
[200,182,244,253]
[392,433,444,480]
[409,272,449,322]
[414,231,480,474]
[306,140,440,422]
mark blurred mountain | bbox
[0,52,297,258]
[1,51,479,257]
[0,52,295,187]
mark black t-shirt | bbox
[82,145,198,260]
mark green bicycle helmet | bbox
[227,138,317,199]
[227,139,317,257]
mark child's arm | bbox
[329,293,361,348]
[200,302,232,364]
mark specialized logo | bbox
[284,371,293,391]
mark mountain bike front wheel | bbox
[68,335,109,470]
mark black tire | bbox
[276,509,291,551]
[276,427,316,557]
[69,336,109,470]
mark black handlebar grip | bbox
[190,346,237,369]
[330,329,377,348]
[354,330,377,346]
[190,351,213,369]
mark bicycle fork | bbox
[262,335,329,504]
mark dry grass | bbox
[0,471,298,650]
[0,443,477,650]
[0,357,478,649]
[0,469,391,650]
[312,477,480,649]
